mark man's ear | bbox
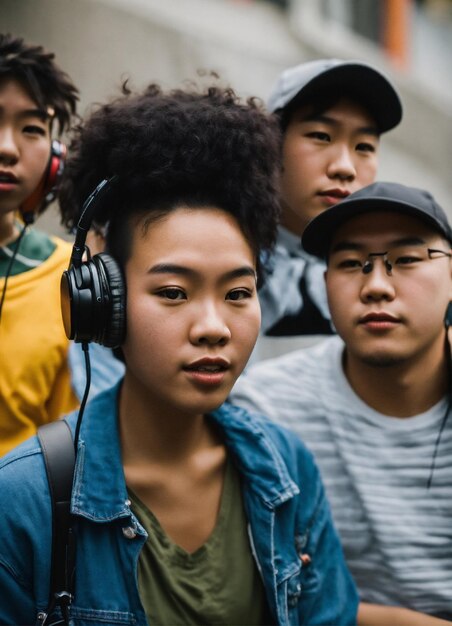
[445,303,452,341]
[448,251,452,299]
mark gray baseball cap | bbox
[302,182,452,259]
[267,59,403,133]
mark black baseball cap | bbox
[302,182,452,259]
[267,58,402,133]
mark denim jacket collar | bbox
[68,381,299,522]
[211,402,300,507]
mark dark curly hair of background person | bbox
[0,33,79,134]
[59,81,282,275]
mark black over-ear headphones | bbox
[60,177,126,348]
[20,139,67,223]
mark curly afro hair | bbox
[59,81,282,277]
[0,33,79,134]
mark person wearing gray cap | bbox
[232,182,452,624]
[259,59,402,339]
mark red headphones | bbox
[19,139,66,224]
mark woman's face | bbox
[121,206,261,419]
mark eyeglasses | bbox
[329,245,452,277]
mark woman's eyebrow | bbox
[147,264,256,280]
[223,266,257,280]
[148,264,193,276]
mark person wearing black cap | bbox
[259,59,403,339]
[232,182,452,624]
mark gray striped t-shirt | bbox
[231,336,452,617]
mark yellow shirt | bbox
[0,237,78,456]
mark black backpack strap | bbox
[37,420,76,625]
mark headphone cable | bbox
[0,222,29,325]
[73,342,91,454]
[427,328,452,489]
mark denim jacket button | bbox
[122,526,137,539]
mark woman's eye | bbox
[227,289,252,301]
[157,288,186,301]
[23,125,47,136]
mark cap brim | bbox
[302,197,450,258]
[276,62,403,133]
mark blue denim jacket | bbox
[0,383,357,625]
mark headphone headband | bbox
[70,176,119,268]
[61,176,126,348]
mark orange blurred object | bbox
[383,0,412,68]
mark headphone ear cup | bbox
[60,253,126,348]
[20,139,66,222]
[42,140,66,203]
[94,253,126,348]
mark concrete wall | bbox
[2,0,451,237]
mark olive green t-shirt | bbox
[128,457,271,626]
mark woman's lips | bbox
[183,358,230,386]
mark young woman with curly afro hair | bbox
[0,80,358,626]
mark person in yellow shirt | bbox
[0,33,79,455]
